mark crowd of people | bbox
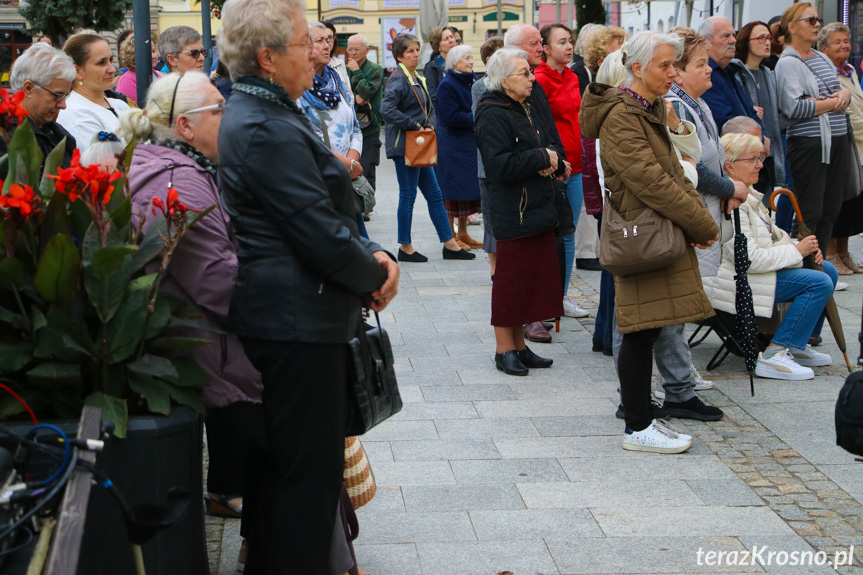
[4,0,862,570]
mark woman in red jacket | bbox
[535,23,588,319]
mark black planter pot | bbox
[1,406,207,575]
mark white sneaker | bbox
[563,295,590,318]
[835,281,848,292]
[789,344,832,367]
[690,363,714,391]
[622,419,693,454]
[468,213,482,225]
[755,348,814,381]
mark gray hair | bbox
[10,42,76,92]
[117,71,212,143]
[445,45,472,71]
[80,134,126,167]
[504,24,536,48]
[721,115,762,136]
[697,16,718,39]
[596,47,626,86]
[219,0,306,79]
[159,26,202,69]
[348,33,368,47]
[484,47,528,92]
[817,22,851,50]
[574,23,605,55]
[309,21,326,30]
[621,31,683,88]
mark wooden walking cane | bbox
[769,189,853,372]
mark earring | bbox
[268,72,275,84]
[78,80,83,86]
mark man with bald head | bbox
[502,24,571,345]
[698,17,763,132]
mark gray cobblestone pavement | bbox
[206,156,863,574]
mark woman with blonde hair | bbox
[423,24,458,112]
[115,33,165,104]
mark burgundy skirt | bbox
[444,199,482,219]
[491,230,563,326]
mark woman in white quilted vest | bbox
[703,132,838,382]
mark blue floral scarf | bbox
[305,65,342,110]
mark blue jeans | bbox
[771,261,838,350]
[392,156,453,245]
[775,132,794,233]
[356,213,369,239]
[562,172,584,295]
[595,266,615,349]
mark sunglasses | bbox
[175,48,210,60]
[509,69,534,78]
[798,16,824,27]
[33,81,71,102]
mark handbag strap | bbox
[312,107,332,149]
[373,310,388,371]
[396,70,432,130]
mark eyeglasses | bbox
[509,69,534,78]
[798,16,824,27]
[731,155,765,164]
[175,48,210,60]
[284,34,314,51]
[750,34,772,44]
[33,81,71,102]
[346,47,365,52]
[183,102,226,115]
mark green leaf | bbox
[50,389,84,419]
[0,258,29,291]
[31,307,46,332]
[109,197,132,238]
[3,120,43,193]
[167,356,209,388]
[26,361,81,388]
[165,315,225,334]
[39,191,71,249]
[85,392,128,438]
[0,387,47,418]
[69,202,92,243]
[91,245,138,279]
[0,342,34,372]
[61,334,93,357]
[165,385,205,414]
[131,215,167,271]
[82,226,134,323]
[147,336,212,350]
[187,205,216,228]
[127,371,171,415]
[33,234,80,305]
[0,306,27,331]
[126,354,178,380]
[34,306,96,361]
[144,297,172,340]
[105,286,148,363]
[39,137,68,201]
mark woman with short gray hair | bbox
[3,42,77,167]
[580,30,718,454]
[158,25,205,73]
[475,47,561,377]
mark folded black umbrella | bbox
[732,208,758,396]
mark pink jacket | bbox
[129,144,262,409]
[116,69,166,104]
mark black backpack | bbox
[836,315,863,457]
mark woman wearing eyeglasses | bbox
[730,21,786,194]
[776,2,858,255]
[3,42,77,168]
[119,71,261,572]
[703,132,837,381]
[57,31,130,151]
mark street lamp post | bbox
[133,0,151,105]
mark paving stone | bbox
[353,543,423,575]
[450,458,569,484]
[469,508,604,539]
[518,480,704,509]
[353,511,476,544]
[361,420,439,441]
[687,477,766,507]
[402,484,524,512]
[371,461,456,486]
[389,439,500,462]
[420,384,516,402]
[531,415,623,437]
[558,454,737,482]
[590,506,794,536]
[416,540,559,575]
[433,417,540,439]
[493,435,624,458]
[390,401,479,421]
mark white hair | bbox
[117,71,212,143]
[621,31,683,88]
[219,0,306,79]
[504,24,536,48]
[309,21,326,30]
[80,134,126,168]
[348,34,368,47]
[596,47,626,86]
[721,115,762,137]
[9,42,76,92]
[574,23,605,55]
[484,47,528,92]
[697,17,717,39]
[817,22,851,50]
[445,45,472,71]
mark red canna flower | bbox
[0,182,41,223]
[0,89,29,120]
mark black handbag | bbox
[552,177,575,238]
[345,311,402,436]
[835,297,863,458]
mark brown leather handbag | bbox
[401,73,437,167]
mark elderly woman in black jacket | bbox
[475,47,563,376]
[382,33,473,262]
[217,0,399,572]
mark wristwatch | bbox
[673,122,686,135]
[350,159,356,172]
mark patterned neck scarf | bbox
[669,83,704,123]
[151,137,217,178]
[305,65,342,110]
[837,62,855,78]
[618,85,657,112]
[233,76,301,113]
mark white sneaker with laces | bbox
[755,348,814,381]
[562,295,590,318]
[468,213,482,225]
[835,281,849,292]
[622,419,693,454]
[652,363,712,400]
[789,344,832,367]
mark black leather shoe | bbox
[576,258,602,271]
[494,351,528,376]
[662,397,724,422]
[592,338,604,352]
[398,249,428,263]
[443,246,476,260]
[517,346,553,368]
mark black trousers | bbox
[359,130,381,192]
[240,339,349,575]
[618,327,662,432]
[787,134,855,253]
